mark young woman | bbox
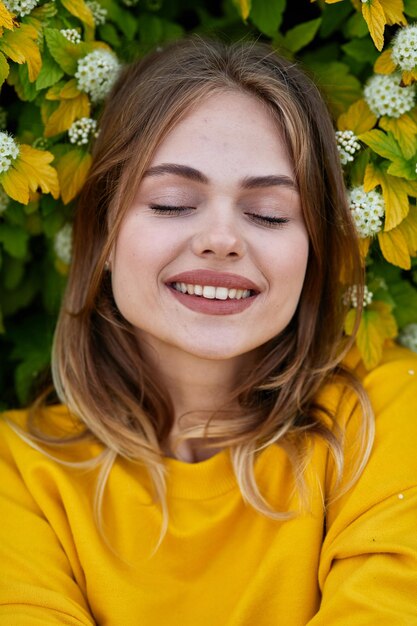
[1,38,417,625]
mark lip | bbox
[165,270,261,292]
[165,270,260,316]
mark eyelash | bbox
[149,204,289,228]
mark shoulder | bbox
[0,404,99,465]
[324,343,417,524]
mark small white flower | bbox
[54,223,73,265]
[335,130,361,165]
[343,285,373,309]
[0,187,9,214]
[75,50,121,103]
[3,0,39,16]
[0,107,7,131]
[86,0,107,25]
[392,25,417,72]
[349,185,385,238]
[68,117,98,146]
[363,73,416,118]
[0,132,20,174]
[60,29,82,45]
[398,323,417,353]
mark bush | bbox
[1,0,417,408]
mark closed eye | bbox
[246,213,290,228]
[149,204,195,215]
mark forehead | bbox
[148,90,294,181]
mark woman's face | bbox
[111,91,309,365]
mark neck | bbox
[140,341,258,462]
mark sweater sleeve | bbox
[0,419,96,625]
[308,347,417,624]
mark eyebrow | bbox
[142,163,297,190]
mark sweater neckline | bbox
[163,446,276,500]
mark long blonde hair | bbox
[30,37,373,544]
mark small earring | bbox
[104,260,110,271]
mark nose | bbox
[191,207,247,260]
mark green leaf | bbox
[282,18,322,54]
[0,224,29,259]
[320,1,353,38]
[9,314,54,404]
[0,52,9,89]
[36,46,65,90]
[342,38,379,64]
[98,22,121,49]
[404,0,417,17]
[343,11,369,39]
[387,159,417,180]
[309,62,362,117]
[42,262,67,315]
[358,129,403,162]
[44,28,80,75]
[390,280,417,326]
[137,14,163,45]
[1,256,25,290]
[99,0,138,39]
[249,0,285,36]
[7,63,38,102]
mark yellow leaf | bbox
[14,145,59,199]
[363,162,380,191]
[0,23,41,81]
[374,49,396,74]
[0,1,15,30]
[372,301,398,338]
[60,78,81,99]
[44,93,90,137]
[337,99,377,134]
[379,113,417,159]
[362,0,386,51]
[379,0,406,25]
[55,148,92,204]
[45,82,67,101]
[358,236,371,261]
[0,166,30,203]
[355,309,385,369]
[364,164,409,230]
[378,228,411,268]
[398,205,417,253]
[400,68,417,85]
[60,0,94,27]
[354,301,398,369]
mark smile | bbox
[171,282,253,300]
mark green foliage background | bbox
[1,0,417,408]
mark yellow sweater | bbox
[1,345,417,625]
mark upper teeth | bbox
[172,282,252,300]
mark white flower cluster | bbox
[3,0,39,16]
[335,130,361,165]
[349,185,385,238]
[68,117,98,146]
[0,107,7,131]
[75,50,121,103]
[86,0,107,25]
[392,25,417,72]
[398,323,417,353]
[343,285,373,309]
[54,223,73,265]
[363,73,416,118]
[0,187,9,214]
[60,29,82,44]
[0,132,19,174]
